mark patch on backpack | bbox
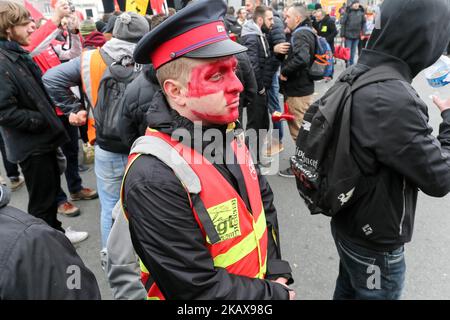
[206,198,241,243]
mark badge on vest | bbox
[206,198,241,243]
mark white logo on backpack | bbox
[338,187,355,206]
[302,120,311,132]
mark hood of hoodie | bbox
[241,19,263,37]
[366,0,450,78]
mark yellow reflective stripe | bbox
[213,207,267,268]
[253,255,267,279]
[272,227,277,246]
[139,258,149,274]
[147,297,160,300]
[81,50,94,108]
[120,154,142,221]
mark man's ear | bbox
[163,79,187,106]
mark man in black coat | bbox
[240,5,274,162]
[313,9,338,53]
[340,0,366,65]
[278,4,315,177]
[0,1,69,233]
[331,0,450,299]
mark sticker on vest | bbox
[206,198,241,243]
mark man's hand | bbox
[279,74,288,81]
[274,42,290,55]
[271,278,296,300]
[67,14,80,33]
[68,110,87,126]
[433,96,450,113]
[51,0,72,26]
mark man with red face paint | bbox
[121,0,295,300]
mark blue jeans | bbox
[345,38,360,66]
[95,145,128,248]
[267,69,283,142]
[56,116,83,205]
[332,225,406,300]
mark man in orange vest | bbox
[122,0,295,300]
[42,12,149,256]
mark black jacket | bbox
[235,52,257,123]
[265,13,287,88]
[0,40,68,164]
[332,0,450,251]
[312,15,338,49]
[0,185,100,300]
[123,92,293,299]
[119,64,160,149]
[280,20,315,97]
[340,7,365,39]
[240,20,271,92]
[224,14,243,37]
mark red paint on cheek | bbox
[187,57,241,99]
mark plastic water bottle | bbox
[424,55,450,100]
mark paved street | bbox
[5,62,450,300]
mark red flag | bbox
[114,0,121,11]
[150,0,165,15]
[24,0,44,21]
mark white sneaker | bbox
[65,227,89,244]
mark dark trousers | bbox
[246,92,270,163]
[0,131,20,178]
[56,116,83,205]
[20,150,63,232]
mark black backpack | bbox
[94,54,139,154]
[290,64,401,217]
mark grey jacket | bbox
[106,201,147,300]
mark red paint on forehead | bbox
[187,56,239,99]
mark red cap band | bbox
[151,20,229,69]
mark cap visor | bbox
[184,39,247,59]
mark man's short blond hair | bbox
[0,1,31,39]
[156,57,197,91]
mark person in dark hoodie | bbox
[0,184,101,299]
[330,0,450,300]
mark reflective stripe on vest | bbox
[121,128,268,300]
[80,49,107,145]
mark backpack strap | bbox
[351,65,406,93]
